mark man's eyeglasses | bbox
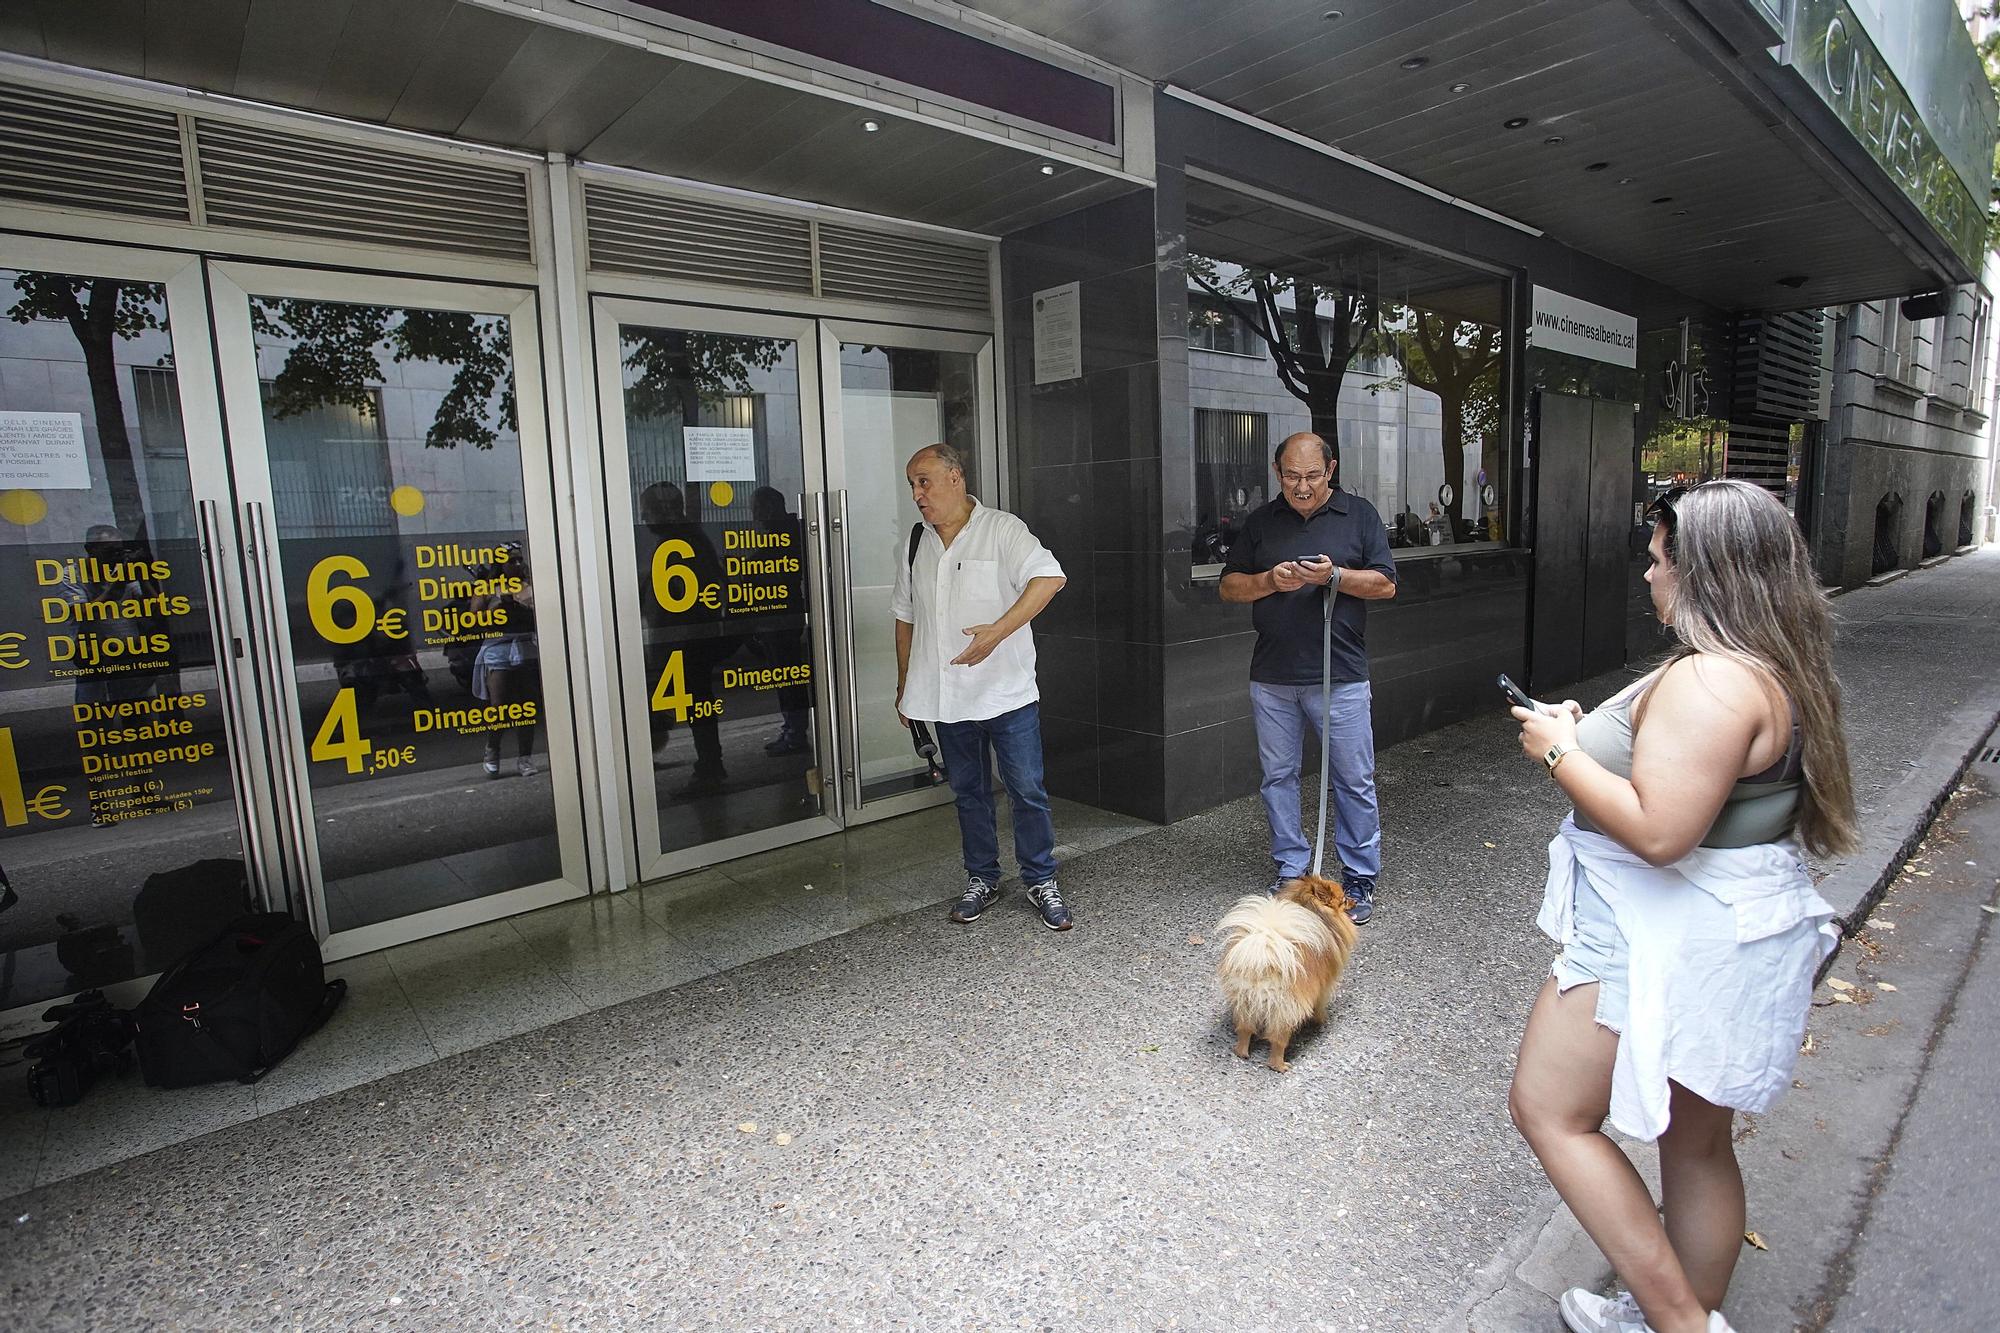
[1280,470,1328,487]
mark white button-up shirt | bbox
[891,497,1064,724]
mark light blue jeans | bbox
[1250,680,1382,888]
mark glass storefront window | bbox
[1185,179,1513,558]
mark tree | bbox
[253,300,516,450]
[6,276,164,538]
[1396,310,1503,539]
[620,328,782,426]
[1186,254,1383,467]
[1978,5,2000,249]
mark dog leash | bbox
[1310,579,1334,879]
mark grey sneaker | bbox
[949,877,1000,923]
[1026,879,1072,931]
[1343,879,1375,925]
[1560,1288,1646,1333]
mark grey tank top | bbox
[1571,675,1804,849]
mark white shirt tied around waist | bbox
[892,497,1064,725]
[1538,816,1838,1141]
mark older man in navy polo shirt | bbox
[1221,432,1398,923]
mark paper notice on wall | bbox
[0,412,91,489]
[684,427,758,481]
[1033,282,1082,385]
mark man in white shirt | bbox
[892,444,1071,930]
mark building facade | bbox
[0,0,1990,1028]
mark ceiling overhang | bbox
[948,0,1983,312]
[0,0,1147,239]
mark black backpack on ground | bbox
[132,857,251,973]
[133,912,346,1088]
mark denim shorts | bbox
[1552,877,1630,1034]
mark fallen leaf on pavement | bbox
[1188,933,1205,946]
[1982,905,1998,915]
[1800,1034,1815,1053]
[1830,993,1855,1004]
[1483,842,1497,849]
[1869,920,1896,931]
[737,1122,758,1134]
[1744,1231,1769,1251]
[1876,982,1897,992]
[1826,978,1854,991]
[1140,1044,1160,1053]
[775,1133,793,1146]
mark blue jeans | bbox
[935,702,1058,887]
[1250,680,1381,888]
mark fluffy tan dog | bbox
[1214,875,1358,1072]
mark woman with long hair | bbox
[1508,480,1856,1333]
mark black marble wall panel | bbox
[1003,186,1170,821]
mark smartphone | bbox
[1497,673,1541,713]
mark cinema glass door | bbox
[0,239,257,1015]
[596,300,991,881]
[206,263,589,957]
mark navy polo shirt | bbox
[1223,490,1398,686]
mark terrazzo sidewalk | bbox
[3,551,1997,1332]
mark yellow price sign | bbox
[309,687,373,773]
[307,555,377,645]
[650,540,720,613]
[0,727,69,826]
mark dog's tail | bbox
[1214,895,1339,1032]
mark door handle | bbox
[809,490,844,815]
[195,499,265,904]
[832,489,866,809]
[241,502,315,918]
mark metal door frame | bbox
[817,318,995,827]
[591,297,842,883]
[205,261,590,961]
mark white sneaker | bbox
[1559,1289,1738,1333]
[1560,1288,1647,1333]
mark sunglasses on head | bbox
[1644,483,1692,533]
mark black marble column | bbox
[1002,189,1168,820]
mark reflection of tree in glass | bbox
[6,275,167,538]
[1186,254,1386,467]
[252,301,516,450]
[621,329,783,422]
[1377,309,1504,540]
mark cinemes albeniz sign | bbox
[1528,288,1638,369]
[1788,0,1992,272]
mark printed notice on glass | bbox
[0,412,91,489]
[684,427,758,481]
[1033,282,1082,385]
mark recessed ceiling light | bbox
[1584,161,1609,172]
[1651,196,1673,204]
[1322,8,1343,17]
[1401,55,1430,70]
[1039,162,1057,176]
[1450,82,1472,94]
[1543,136,1565,146]
[1503,117,1530,129]
[860,119,881,133]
